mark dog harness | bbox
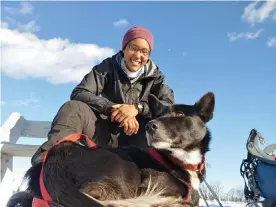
[148,148,205,205]
[33,133,96,207]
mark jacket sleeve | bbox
[70,60,115,116]
[140,69,175,118]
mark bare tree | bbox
[225,188,236,201]
[225,186,245,202]
[200,184,210,200]
[235,186,245,202]
[200,181,224,201]
[199,181,246,203]
[210,181,224,200]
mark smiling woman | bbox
[31,26,175,166]
[123,40,150,72]
[122,26,153,72]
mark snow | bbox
[199,199,248,207]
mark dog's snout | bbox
[146,122,159,131]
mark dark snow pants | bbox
[31,100,150,165]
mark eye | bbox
[128,44,138,52]
[175,111,184,117]
[141,48,150,56]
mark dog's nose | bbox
[146,122,158,131]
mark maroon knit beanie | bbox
[122,26,154,50]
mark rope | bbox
[199,187,209,207]
[202,178,224,207]
[200,171,223,207]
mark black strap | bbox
[240,154,260,203]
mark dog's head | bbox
[146,92,215,156]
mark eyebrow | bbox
[130,43,150,51]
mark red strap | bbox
[55,133,96,147]
[148,148,171,169]
[168,156,205,172]
[148,148,205,172]
[32,197,50,207]
[148,148,204,205]
[39,133,96,203]
[39,163,52,202]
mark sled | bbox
[240,129,276,206]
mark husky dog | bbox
[20,92,214,207]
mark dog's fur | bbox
[20,92,215,207]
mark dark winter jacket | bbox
[70,51,175,119]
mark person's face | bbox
[123,38,151,72]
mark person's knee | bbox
[58,100,96,117]
[62,100,90,111]
[52,100,97,131]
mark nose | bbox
[133,50,143,59]
[146,121,159,131]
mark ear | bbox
[194,92,215,122]
[148,94,171,118]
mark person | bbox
[31,26,175,165]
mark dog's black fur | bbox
[6,191,33,207]
[15,92,215,207]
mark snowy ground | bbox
[199,199,247,207]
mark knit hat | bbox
[122,26,154,50]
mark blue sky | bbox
[1,1,276,193]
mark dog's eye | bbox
[175,112,184,117]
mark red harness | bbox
[33,133,96,207]
[148,148,205,204]
[33,131,205,206]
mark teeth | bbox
[131,59,140,64]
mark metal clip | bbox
[110,133,120,148]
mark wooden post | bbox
[0,112,22,181]
[0,112,22,206]
[0,112,51,206]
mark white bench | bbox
[0,112,51,206]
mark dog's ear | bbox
[194,92,215,122]
[148,94,171,118]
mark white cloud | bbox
[227,29,264,41]
[5,16,40,33]
[17,20,40,33]
[267,37,276,47]
[242,1,276,25]
[20,2,34,15]
[0,101,7,105]
[1,24,115,85]
[3,3,38,33]
[4,16,18,25]
[4,2,33,15]
[1,93,41,107]
[113,19,129,28]
[1,21,9,28]
[13,92,39,107]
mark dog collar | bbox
[148,148,205,205]
[148,148,205,172]
[168,155,205,172]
